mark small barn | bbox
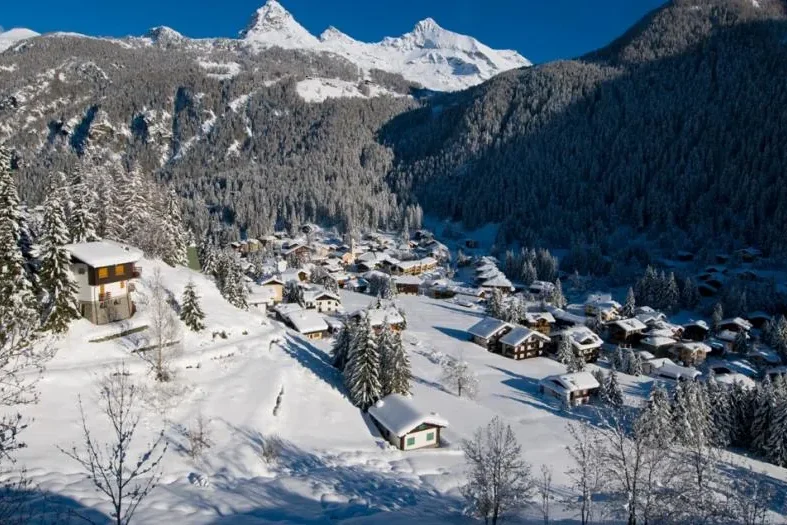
[368,394,448,451]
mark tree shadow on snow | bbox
[278,334,346,394]
[0,485,111,524]
[205,434,464,524]
[433,326,473,343]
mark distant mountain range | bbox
[1,0,530,92]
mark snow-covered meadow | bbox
[9,261,787,523]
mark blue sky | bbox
[1,0,667,63]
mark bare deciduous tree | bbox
[461,416,534,525]
[564,422,604,525]
[536,464,553,525]
[144,268,180,382]
[727,468,779,525]
[186,413,211,459]
[59,364,168,525]
[441,355,479,399]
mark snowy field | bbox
[10,264,787,523]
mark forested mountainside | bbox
[384,0,787,257]
[2,0,787,259]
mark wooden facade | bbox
[501,337,547,360]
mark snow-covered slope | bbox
[0,27,40,53]
[241,1,530,91]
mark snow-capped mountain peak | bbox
[240,0,319,49]
[0,28,40,53]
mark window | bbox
[77,267,86,275]
[406,437,415,447]
[97,267,109,279]
[115,265,125,276]
[426,432,435,441]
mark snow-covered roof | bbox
[747,345,781,364]
[558,326,603,350]
[467,317,512,339]
[368,394,448,437]
[636,350,657,361]
[247,286,276,305]
[683,319,709,330]
[649,359,700,380]
[713,373,756,390]
[351,307,405,328]
[323,316,344,330]
[540,372,600,394]
[65,241,143,268]
[281,269,307,282]
[610,318,648,332]
[716,330,742,343]
[303,287,340,303]
[673,341,711,354]
[719,317,753,331]
[640,336,677,349]
[481,275,513,289]
[529,281,556,293]
[286,310,329,334]
[260,276,284,286]
[524,312,556,324]
[274,303,303,317]
[394,275,423,285]
[499,326,549,347]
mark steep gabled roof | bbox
[368,394,448,437]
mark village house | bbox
[607,318,648,344]
[639,335,678,356]
[747,312,772,330]
[281,242,311,262]
[682,320,710,342]
[529,281,556,297]
[348,306,406,332]
[555,326,604,362]
[671,341,711,367]
[539,371,600,406]
[393,275,423,295]
[480,274,515,294]
[499,326,551,360]
[259,276,285,304]
[467,317,513,352]
[523,312,555,335]
[711,330,747,353]
[642,358,701,381]
[390,257,439,276]
[747,344,782,369]
[64,241,143,325]
[368,394,448,451]
[281,268,309,283]
[273,302,303,323]
[286,310,330,340]
[302,288,342,313]
[717,317,753,334]
[246,285,276,312]
[584,294,622,322]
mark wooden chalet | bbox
[671,341,711,367]
[499,327,550,360]
[523,312,555,335]
[556,327,604,363]
[467,317,513,352]
[260,276,285,304]
[368,394,448,451]
[539,372,600,406]
[682,320,710,342]
[64,241,143,325]
[302,288,342,313]
[717,317,753,334]
[348,307,405,332]
[393,275,423,295]
[607,318,648,344]
[285,310,330,340]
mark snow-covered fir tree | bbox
[612,346,626,371]
[331,320,356,371]
[712,303,724,332]
[751,376,775,456]
[283,280,304,306]
[67,164,98,244]
[345,315,382,410]
[766,376,787,467]
[216,252,248,310]
[550,279,567,308]
[379,324,411,397]
[681,277,700,309]
[38,188,81,333]
[162,188,189,266]
[664,272,679,312]
[0,146,38,329]
[556,336,575,369]
[639,383,673,448]
[198,236,219,277]
[622,287,636,318]
[605,368,624,408]
[625,347,643,376]
[486,288,505,320]
[117,164,152,245]
[440,356,479,398]
[592,369,608,401]
[706,374,734,447]
[732,331,749,354]
[180,279,206,332]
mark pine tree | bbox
[283,280,304,306]
[766,377,787,467]
[622,287,636,318]
[625,348,643,376]
[681,277,700,309]
[550,278,567,308]
[556,337,575,368]
[379,323,411,396]
[638,383,673,448]
[180,279,205,332]
[331,320,356,371]
[0,146,38,329]
[217,253,248,310]
[606,368,624,408]
[67,164,98,244]
[712,303,724,332]
[773,315,787,361]
[198,236,218,276]
[521,261,537,286]
[732,331,749,354]
[706,375,733,447]
[38,190,81,333]
[345,315,382,410]
[751,377,775,456]
[162,189,189,266]
[486,289,505,320]
[592,369,608,402]
[664,272,679,312]
[612,346,626,370]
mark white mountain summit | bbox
[242,0,531,91]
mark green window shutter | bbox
[406,437,415,447]
[426,432,435,441]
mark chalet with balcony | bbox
[499,326,550,360]
[64,241,143,325]
[523,312,556,335]
[467,317,513,352]
[539,372,600,406]
[607,318,648,344]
